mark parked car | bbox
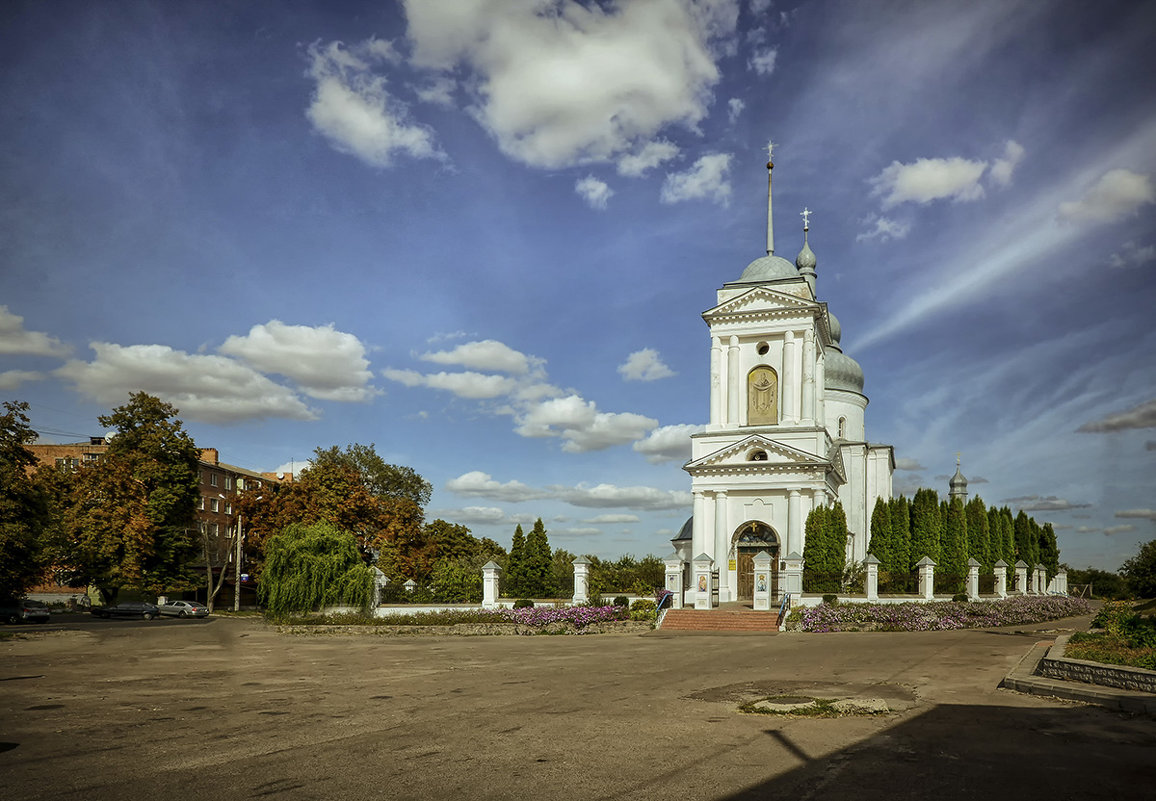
[158,600,209,618]
[0,598,51,624]
[90,601,159,620]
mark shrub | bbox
[513,598,534,608]
[952,593,969,603]
[795,595,1091,632]
[629,599,657,622]
[613,596,629,607]
[822,594,838,605]
[1092,600,1137,633]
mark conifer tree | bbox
[888,495,911,577]
[1028,518,1043,569]
[1039,522,1060,579]
[1013,511,1034,566]
[910,488,942,564]
[802,504,840,592]
[523,518,557,598]
[506,524,527,598]
[999,507,1016,565]
[966,497,992,571]
[941,498,968,591]
[868,497,892,568]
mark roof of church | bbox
[673,516,693,541]
[738,253,799,282]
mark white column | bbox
[788,489,801,556]
[714,491,729,601]
[994,560,1008,598]
[482,562,502,609]
[815,355,826,427]
[709,336,722,429]
[727,336,740,427]
[693,554,715,609]
[753,551,773,610]
[802,329,815,425]
[782,331,796,424]
[663,556,684,609]
[865,554,880,601]
[703,492,716,564]
[692,491,706,557]
[967,558,981,601]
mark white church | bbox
[668,151,894,607]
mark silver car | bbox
[158,600,209,618]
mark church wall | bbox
[824,390,866,442]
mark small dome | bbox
[825,350,864,393]
[950,466,968,489]
[795,239,816,271]
[827,310,842,344]
[739,254,798,282]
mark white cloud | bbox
[748,46,777,75]
[616,140,680,177]
[1108,241,1156,268]
[420,339,535,374]
[856,214,911,242]
[575,175,614,209]
[989,139,1025,187]
[584,514,640,524]
[0,306,70,357]
[446,471,547,503]
[999,494,1091,512]
[1103,524,1137,535]
[305,38,441,168]
[1078,398,1156,432]
[1116,509,1156,521]
[1058,168,1154,224]
[515,394,657,452]
[413,76,456,106]
[869,156,988,208]
[894,457,926,471]
[219,321,376,402]
[403,0,739,168]
[726,97,745,124]
[0,370,43,390]
[632,423,702,464]
[617,348,675,381]
[382,369,519,400]
[443,506,509,525]
[661,153,733,205]
[55,343,317,423]
[749,0,774,16]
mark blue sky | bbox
[2,0,1154,571]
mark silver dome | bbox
[827,310,842,344]
[825,349,865,393]
[739,254,798,282]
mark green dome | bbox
[739,254,798,282]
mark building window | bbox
[210,498,219,513]
[838,417,846,438]
[237,478,245,490]
[225,503,232,515]
[200,497,205,510]
[210,473,218,487]
[83,452,101,464]
[225,475,233,490]
[748,450,768,461]
[210,523,218,536]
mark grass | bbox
[1064,633,1156,670]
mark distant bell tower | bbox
[949,454,968,504]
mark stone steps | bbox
[659,609,780,633]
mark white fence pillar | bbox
[753,551,773,611]
[1015,560,1029,595]
[994,560,1008,598]
[664,553,685,609]
[917,557,936,601]
[864,553,880,602]
[967,558,981,601]
[482,561,502,609]
[693,553,715,610]
[783,551,803,599]
[572,557,590,605]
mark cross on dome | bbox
[801,207,812,230]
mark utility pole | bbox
[234,514,243,612]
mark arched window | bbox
[747,366,778,425]
[748,450,768,461]
[838,417,846,438]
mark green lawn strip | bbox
[1065,632,1156,670]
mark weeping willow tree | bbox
[259,521,374,616]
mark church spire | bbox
[949,452,968,504]
[765,140,776,256]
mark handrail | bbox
[777,592,791,626]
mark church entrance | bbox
[734,522,780,600]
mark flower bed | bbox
[788,595,1091,633]
[276,604,631,631]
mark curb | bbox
[1000,639,1156,717]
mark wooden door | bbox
[737,550,755,599]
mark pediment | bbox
[704,286,818,322]
[685,434,822,471]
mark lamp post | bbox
[234,513,243,612]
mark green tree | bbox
[1120,538,1156,598]
[425,519,481,563]
[311,443,432,507]
[909,488,942,564]
[63,393,200,601]
[429,559,483,603]
[965,497,991,571]
[0,401,50,599]
[1039,522,1060,579]
[552,548,576,597]
[803,504,844,593]
[868,497,892,568]
[522,518,557,598]
[1013,511,1035,567]
[940,498,968,592]
[258,521,374,616]
[506,524,527,597]
[888,495,911,578]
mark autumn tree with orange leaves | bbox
[60,393,201,603]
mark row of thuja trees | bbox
[801,490,1061,595]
